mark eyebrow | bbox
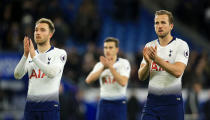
[35,27,47,30]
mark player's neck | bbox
[109,55,117,62]
[37,43,51,53]
[158,34,173,46]
[112,55,117,62]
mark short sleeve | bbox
[58,50,67,68]
[175,41,189,65]
[119,60,131,78]
[91,62,104,73]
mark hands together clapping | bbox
[143,46,157,64]
[23,36,35,58]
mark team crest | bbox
[48,57,51,64]
[169,49,173,57]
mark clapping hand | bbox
[100,56,114,69]
[143,47,152,64]
[29,39,36,59]
[147,46,157,61]
[23,36,29,57]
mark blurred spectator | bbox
[128,63,139,87]
[183,51,208,88]
[0,89,4,111]
[185,81,202,120]
[73,0,101,43]
[64,47,82,84]
[205,58,210,88]
[127,93,142,120]
[182,51,198,88]
[183,51,207,119]
[80,43,99,86]
[21,14,33,37]
[129,51,149,88]
[59,82,85,120]
[195,51,208,87]
[155,0,178,11]
[204,0,210,41]
[6,22,22,51]
[0,3,12,50]
[203,90,210,120]
[53,16,70,48]
[113,0,140,21]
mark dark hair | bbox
[104,37,119,48]
[155,10,173,24]
[35,18,55,33]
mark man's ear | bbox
[170,23,174,31]
[49,32,54,39]
[116,47,119,53]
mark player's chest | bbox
[100,64,121,84]
[101,62,121,76]
[28,54,54,68]
[150,46,177,72]
[157,46,177,63]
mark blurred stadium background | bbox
[0,0,210,120]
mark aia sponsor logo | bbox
[102,76,116,84]
[151,61,169,71]
[29,69,45,79]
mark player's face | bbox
[34,23,52,45]
[154,15,173,38]
[104,42,119,59]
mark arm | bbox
[32,54,66,78]
[148,45,188,78]
[108,65,128,86]
[138,63,150,81]
[100,56,130,86]
[85,66,104,84]
[14,56,28,79]
[154,56,186,78]
[14,36,30,79]
[29,39,67,78]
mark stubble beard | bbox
[158,31,169,39]
[35,39,48,46]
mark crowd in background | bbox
[1,0,210,120]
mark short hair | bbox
[35,18,55,33]
[155,10,173,24]
[104,37,119,48]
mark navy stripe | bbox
[97,98,127,120]
[146,93,183,106]
[115,57,119,63]
[168,37,176,45]
[36,46,54,54]
[25,101,59,111]
[46,46,54,53]
[36,49,39,54]
[157,36,176,45]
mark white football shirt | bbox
[141,37,189,95]
[14,46,67,102]
[91,58,131,99]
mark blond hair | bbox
[36,18,55,33]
